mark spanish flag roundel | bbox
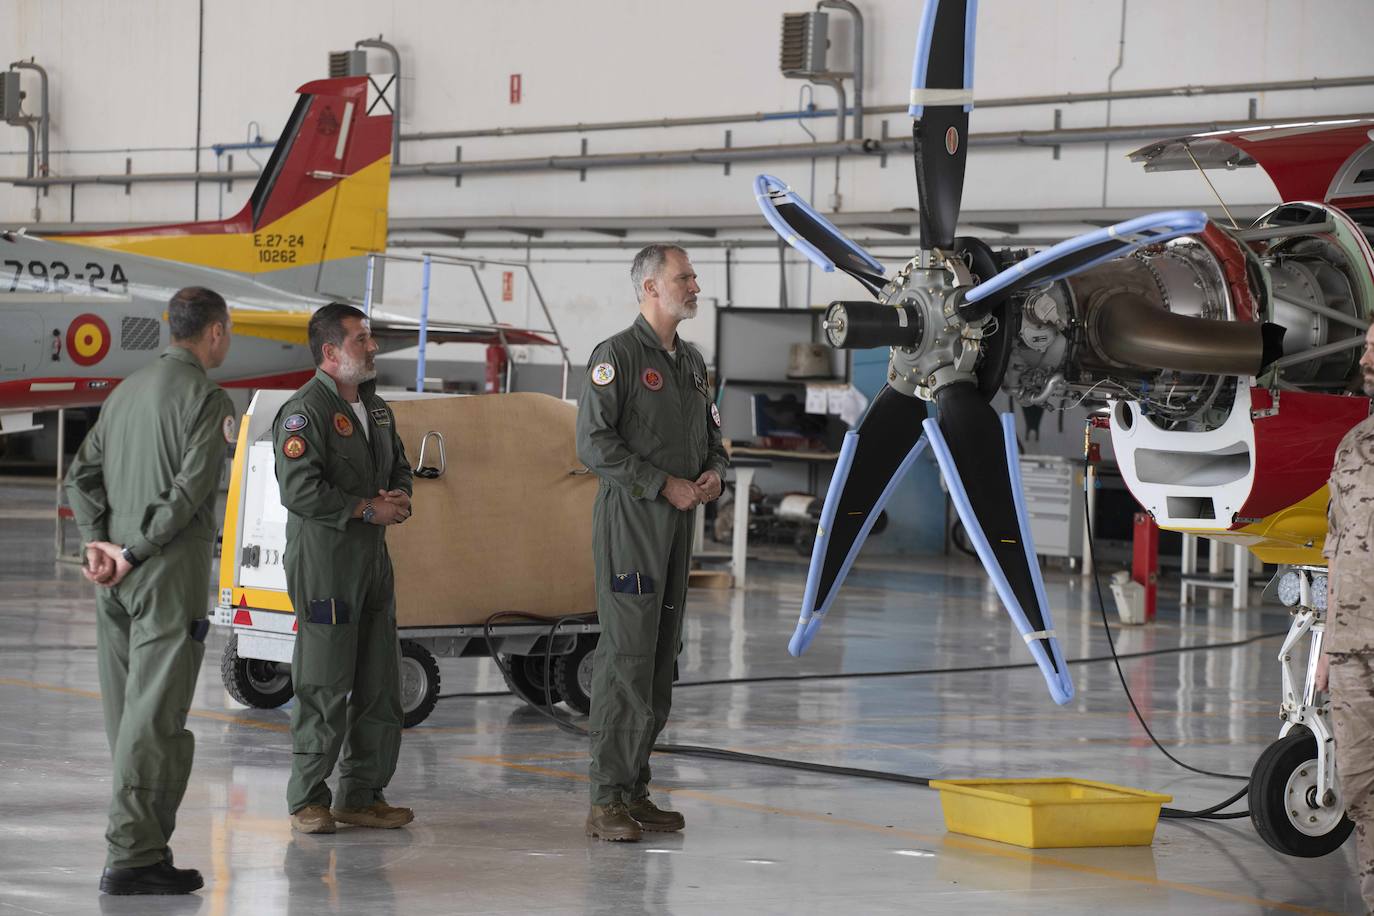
[66,314,111,367]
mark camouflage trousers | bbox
[1331,653,1374,914]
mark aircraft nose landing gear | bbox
[1250,729,1353,857]
[1249,567,1354,857]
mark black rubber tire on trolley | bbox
[399,640,442,729]
[1249,729,1355,858]
[502,653,564,707]
[553,634,598,716]
[220,633,294,709]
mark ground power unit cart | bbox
[214,389,601,727]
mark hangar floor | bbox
[0,477,1362,915]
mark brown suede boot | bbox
[626,796,685,832]
[332,802,414,829]
[585,802,642,842]
[290,805,336,834]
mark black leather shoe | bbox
[99,861,204,895]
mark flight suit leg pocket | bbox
[296,599,356,689]
[611,573,656,596]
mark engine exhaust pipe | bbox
[1089,291,1286,376]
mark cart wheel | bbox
[399,640,441,728]
[220,634,293,709]
[502,654,563,707]
[554,635,597,716]
[1250,730,1354,857]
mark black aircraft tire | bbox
[1249,731,1354,858]
[553,635,597,716]
[399,640,441,728]
[221,634,293,709]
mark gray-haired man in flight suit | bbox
[576,244,730,841]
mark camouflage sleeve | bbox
[63,420,108,544]
[576,343,667,500]
[273,400,358,531]
[127,389,234,560]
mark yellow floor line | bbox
[457,754,1337,916]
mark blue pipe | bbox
[416,255,431,393]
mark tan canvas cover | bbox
[387,393,596,626]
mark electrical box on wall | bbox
[0,72,22,123]
[328,50,367,78]
[779,11,829,77]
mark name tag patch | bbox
[370,407,392,427]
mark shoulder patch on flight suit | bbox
[710,403,722,428]
[333,412,355,437]
[641,367,664,391]
[591,362,616,386]
[282,413,309,432]
[222,415,238,444]
[370,406,392,427]
[283,435,307,459]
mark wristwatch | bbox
[361,500,377,524]
[120,546,143,568]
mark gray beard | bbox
[667,300,698,321]
[339,353,377,386]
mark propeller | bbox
[750,0,1218,704]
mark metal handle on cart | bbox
[413,431,446,479]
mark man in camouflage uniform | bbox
[66,287,235,895]
[273,303,414,835]
[577,245,730,842]
[1322,320,1374,913]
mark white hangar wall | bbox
[2,0,1372,370]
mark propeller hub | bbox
[881,255,985,399]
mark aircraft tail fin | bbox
[59,77,391,301]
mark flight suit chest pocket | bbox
[296,599,356,689]
[625,404,665,455]
[327,449,367,493]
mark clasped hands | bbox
[81,542,131,588]
[366,488,413,525]
[661,470,723,511]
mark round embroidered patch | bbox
[642,368,664,391]
[591,362,616,386]
[222,415,238,444]
[710,403,722,428]
[282,413,309,432]
[282,435,307,459]
[333,412,354,437]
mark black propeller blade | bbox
[934,380,1060,673]
[910,0,975,252]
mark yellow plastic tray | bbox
[929,778,1173,848]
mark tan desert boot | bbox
[332,802,414,829]
[626,796,685,832]
[585,802,642,842]
[291,805,336,834]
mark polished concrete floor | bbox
[0,477,1364,915]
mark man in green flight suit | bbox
[66,286,236,895]
[577,244,730,841]
[273,302,414,835]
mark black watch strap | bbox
[121,546,143,568]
